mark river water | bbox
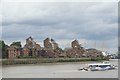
[2,59,118,78]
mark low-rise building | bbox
[85,48,103,58]
[22,37,41,57]
[8,46,21,59]
[7,37,105,59]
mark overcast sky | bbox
[1,1,118,54]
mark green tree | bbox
[0,40,2,49]
[0,40,2,58]
[118,47,120,59]
[10,41,22,48]
[0,40,8,58]
[118,53,120,59]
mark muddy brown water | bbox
[2,59,118,78]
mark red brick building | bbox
[8,46,20,59]
[7,37,104,59]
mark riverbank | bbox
[2,58,107,65]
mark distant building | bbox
[71,40,81,50]
[22,46,29,56]
[65,40,85,58]
[85,48,103,58]
[51,38,59,50]
[44,38,59,50]
[44,38,52,49]
[8,45,21,59]
[25,36,34,49]
[22,36,41,57]
[7,37,105,59]
[33,42,41,57]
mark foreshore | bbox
[2,58,107,65]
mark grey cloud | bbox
[1,2,118,54]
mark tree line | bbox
[0,40,22,58]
